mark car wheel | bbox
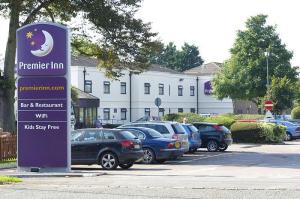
[99,152,119,170]
[142,148,155,164]
[207,140,219,152]
[156,159,166,164]
[218,144,228,151]
[119,162,134,169]
[285,132,292,141]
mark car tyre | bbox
[99,152,119,170]
[218,144,228,151]
[207,140,219,152]
[285,132,292,141]
[142,148,155,164]
[119,162,134,169]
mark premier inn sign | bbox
[17,22,70,171]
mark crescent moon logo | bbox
[31,30,54,57]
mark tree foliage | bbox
[0,0,159,132]
[264,76,294,114]
[150,42,204,72]
[213,14,297,105]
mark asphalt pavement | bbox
[1,141,300,199]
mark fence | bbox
[0,134,17,161]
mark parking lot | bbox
[1,141,300,199]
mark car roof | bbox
[118,126,154,131]
[131,121,178,124]
[192,122,219,126]
[73,128,122,132]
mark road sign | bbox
[154,97,162,107]
[264,100,273,111]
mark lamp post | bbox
[264,50,270,88]
[83,67,86,92]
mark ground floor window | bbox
[145,108,150,117]
[104,108,110,120]
[121,108,127,120]
[178,108,183,113]
[190,108,196,113]
[159,108,165,117]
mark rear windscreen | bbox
[171,124,185,134]
[221,126,230,133]
[187,125,198,133]
[119,131,138,139]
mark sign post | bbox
[17,22,70,172]
[154,98,162,119]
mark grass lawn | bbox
[0,176,22,184]
[0,159,16,164]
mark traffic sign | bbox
[264,100,273,111]
[154,97,162,107]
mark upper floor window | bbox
[104,81,110,94]
[190,86,195,96]
[120,82,126,94]
[84,80,92,93]
[159,84,164,95]
[144,83,150,94]
[178,85,183,96]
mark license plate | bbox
[175,142,181,149]
[134,145,140,149]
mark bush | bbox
[291,106,300,119]
[162,113,205,123]
[204,116,235,129]
[230,122,285,143]
[219,113,264,120]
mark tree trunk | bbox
[3,2,20,133]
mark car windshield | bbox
[171,124,185,134]
[120,131,138,139]
[146,128,163,138]
[187,125,198,133]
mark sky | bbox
[0,0,300,67]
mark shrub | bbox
[291,106,300,119]
[204,116,235,129]
[162,113,204,123]
[230,122,285,143]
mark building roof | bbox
[74,87,99,100]
[71,55,182,74]
[184,62,223,76]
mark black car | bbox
[192,122,233,152]
[118,127,184,164]
[71,128,143,170]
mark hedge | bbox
[203,116,235,129]
[230,122,285,143]
[291,106,300,119]
[162,113,204,123]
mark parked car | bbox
[120,121,189,153]
[117,127,184,163]
[71,128,143,170]
[181,123,201,153]
[269,120,300,141]
[192,122,232,152]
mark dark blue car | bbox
[118,127,184,164]
[181,124,202,153]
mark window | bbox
[104,81,110,94]
[178,108,183,113]
[159,84,164,95]
[144,83,150,94]
[114,108,117,113]
[190,86,195,96]
[147,124,169,135]
[84,80,92,93]
[120,82,126,94]
[159,108,165,117]
[121,108,127,120]
[178,85,183,96]
[145,108,150,117]
[103,130,116,140]
[103,108,110,120]
[169,85,171,96]
[190,108,196,113]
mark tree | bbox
[0,0,158,132]
[213,14,297,107]
[178,43,204,71]
[150,42,204,71]
[264,76,294,114]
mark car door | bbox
[71,129,102,164]
[197,125,218,145]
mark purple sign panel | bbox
[204,81,213,95]
[17,22,70,169]
[17,23,67,76]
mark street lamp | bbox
[264,50,270,88]
[83,67,86,92]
